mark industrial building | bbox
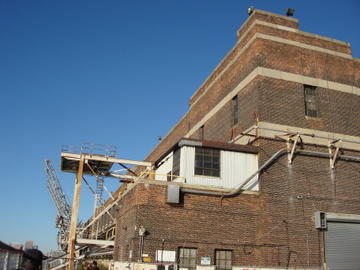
[56,9,360,270]
[0,241,23,270]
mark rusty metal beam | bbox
[61,152,152,168]
[118,163,138,176]
[76,238,114,247]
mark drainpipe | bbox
[138,226,146,262]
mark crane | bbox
[45,159,72,251]
[45,158,106,251]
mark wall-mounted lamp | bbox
[286,8,295,17]
[247,6,255,16]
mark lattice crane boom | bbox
[45,159,72,250]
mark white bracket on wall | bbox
[286,134,301,165]
[328,139,342,169]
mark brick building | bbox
[110,9,360,270]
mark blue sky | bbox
[0,0,359,252]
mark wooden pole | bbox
[67,155,85,270]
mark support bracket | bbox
[286,134,301,165]
[328,139,342,169]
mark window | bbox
[194,147,220,177]
[178,248,197,270]
[304,85,318,117]
[215,250,232,270]
[232,95,239,125]
[172,148,181,179]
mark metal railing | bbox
[61,143,117,157]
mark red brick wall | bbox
[115,139,360,267]
[145,14,359,164]
[256,139,360,267]
[190,77,261,143]
[257,77,360,136]
[114,187,138,261]
[146,40,265,163]
[114,10,360,268]
[251,24,351,54]
[114,182,291,266]
[236,10,299,39]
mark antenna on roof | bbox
[286,8,295,17]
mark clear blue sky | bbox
[0,0,359,252]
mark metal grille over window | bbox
[178,248,197,270]
[215,250,232,270]
[195,147,220,177]
[304,85,318,117]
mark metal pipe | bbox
[86,251,114,257]
[182,148,360,197]
[296,150,330,158]
[182,148,288,197]
[259,127,360,146]
[229,126,257,143]
[297,150,360,162]
[337,154,360,162]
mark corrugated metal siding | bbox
[178,146,194,184]
[155,152,173,181]
[221,150,258,189]
[7,253,21,270]
[180,146,259,190]
[0,251,21,270]
[325,222,360,270]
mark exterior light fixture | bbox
[286,8,295,17]
[247,6,254,16]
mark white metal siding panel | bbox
[0,252,6,270]
[173,146,193,184]
[0,252,21,270]
[180,147,258,190]
[7,253,21,270]
[221,151,258,190]
[155,152,173,181]
[241,153,259,190]
[325,222,360,270]
[182,146,223,187]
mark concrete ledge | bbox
[326,212,360,223]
